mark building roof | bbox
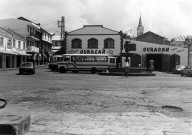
[68,25,120,35]
[17,17,32,22]
[5,28,25,41]
[136,31,164,39]
[0,27,12,38]
[0,27,25,41]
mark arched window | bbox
[104,38,114,49]
[88,38,98,49]
[71,38,82,48]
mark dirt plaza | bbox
[0,66,191,135]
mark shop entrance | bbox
[146,54,162,71]
[6,56,11,68]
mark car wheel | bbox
[188,72,191,77]
[60,67,66,73]
[91,67,97,74]
[19,69,23,75]
[181,72,183,76]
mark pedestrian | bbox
[124,60,130,78]
[149,60,154,72]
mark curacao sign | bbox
[143,47,169,52]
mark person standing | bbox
[124,60,130,78]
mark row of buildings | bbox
[0,17,53,69]
[61,16,191,72]
[0,16,191,71]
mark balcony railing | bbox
[27,32,41,40]
[26,46,39,53]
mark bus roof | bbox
[62,54,110,56]
[53,55,62,57]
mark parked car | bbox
[48,62,59,71]
[173,65,185,74]
[19,62,35,75]
[180,65,192,77]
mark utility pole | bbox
[58,16,66,54]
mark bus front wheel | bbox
[91,67,97,74]
[60,67,66,73]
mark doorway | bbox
[146,54,162,71]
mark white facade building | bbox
[0,27,28,68]
[66,25,121,56]
[122,40,188,71]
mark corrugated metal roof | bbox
[5,28,25,41]
[0,27,25,41]
[0,27,12,38]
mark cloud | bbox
[0,0,191,38]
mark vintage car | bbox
[173,65,185,74]
[180,65,192,77]
[19,62,35,75]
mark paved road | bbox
[0,66,191,135]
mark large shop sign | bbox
[143,47,169,52]
[68,49,114,55]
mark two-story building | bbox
[0,17,53,65]
[0,27,28,69]
[66,25,121,65]
[40,29,53,64]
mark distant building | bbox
[0,27,28,69]
[52,35,62,54]
[136,31,170,45]
[136,15,170,45]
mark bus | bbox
[48,55,63,71]
[58,54,116,74]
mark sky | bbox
[0,0,192,40]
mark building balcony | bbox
[27,32,41,41]
[26,46,39,53]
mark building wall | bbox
[0,28,27,68]
[122,40,188,70]
[67,35,121,56]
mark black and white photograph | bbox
[0,0,191,134]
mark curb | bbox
[0,105,30,135]
[0,65,48,71]
[98,72,156,76]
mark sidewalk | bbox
[0,64,47,71]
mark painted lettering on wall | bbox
[107,49,114,55]
[68,50,78,54]
[177,49,185,53]
[80,50,105,54]
[143,47,169,52]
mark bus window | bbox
[101,56,107,62]
[64,56,70,61]
[110,58,115,63]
